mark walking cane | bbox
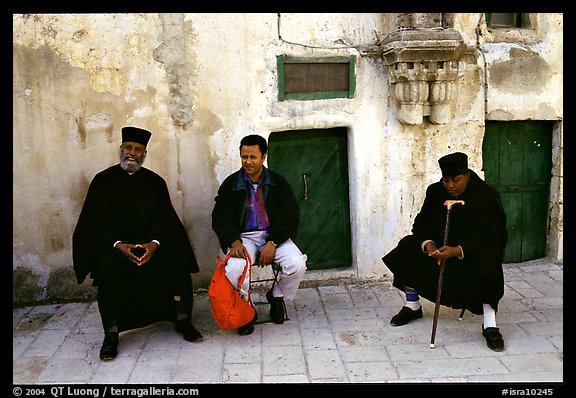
[430,199,465,349]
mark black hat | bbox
[438,152,468,177]
[121,126,151,147]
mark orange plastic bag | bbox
[208,252,256,330]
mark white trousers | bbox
[225,231,307,301]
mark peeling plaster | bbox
[489,52,549,93]
[487,109,515,120]
[153,13,195,128]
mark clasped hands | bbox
[116,241,159,266]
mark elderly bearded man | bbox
[73,126,203,360]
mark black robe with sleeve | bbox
[382,170,507,315]
[73,164,199,331]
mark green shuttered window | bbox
[277,55,356,101]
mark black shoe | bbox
[99,332,119,361]
[238,312,258,336]
[390,306,423,326]
[266,289,286,324]
[175,320,203,342]
[482,325,505,352]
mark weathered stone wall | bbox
[12,13,563,305]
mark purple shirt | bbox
[241,173,270,232]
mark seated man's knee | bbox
[280,254,307,276]
[225,257,248,279]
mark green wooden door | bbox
[268,128,352,270]
[482,121,552,263]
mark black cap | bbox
[438,152,468,177]
[121,126,151,147]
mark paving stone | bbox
[223,362,261,383]
[306,348,347,381]
[262,345,306,376]
[346,361,398,382]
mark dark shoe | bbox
[99,332,119,361]
[482,325,505,352]
[266,289,286,324]
[238,312,258,336]
[390,306,423,326]
[175,320,203,342]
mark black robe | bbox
[382,170,507,315]
[73,164,199,331]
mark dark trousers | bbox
[95,244,194,331]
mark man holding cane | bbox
[382,152,508,351]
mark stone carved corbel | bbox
[429,79,455,124]
[381,28,467,125]
[395,80,429,125]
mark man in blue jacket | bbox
[212,134,307,335]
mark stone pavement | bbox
[13,258,563,388]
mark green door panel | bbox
[268,128,352,270]
[499,191,522,262]
[522,190,550,259]
[483,121,552,262]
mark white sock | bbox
[405,301,421,311]
[483,304,497,328]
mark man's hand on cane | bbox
[430,199,464,348]
[429,246,463,265]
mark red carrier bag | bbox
[208,252,256,330]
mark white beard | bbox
[119,149,146,174]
